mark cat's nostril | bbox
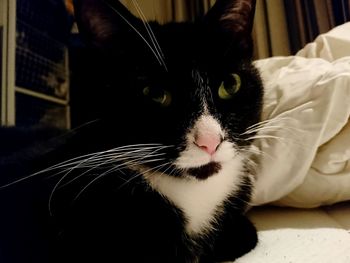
[195,134,222,155]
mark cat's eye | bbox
[143,86,172,107]
[218,73,241,100]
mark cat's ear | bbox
[203,0,256,54]
[73,0,141,48]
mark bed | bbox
[235,22,350,262]
[238,203,350,262]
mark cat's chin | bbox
[187,162,222,180]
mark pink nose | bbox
[195,133,222,155]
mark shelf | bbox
[15,86,68,105]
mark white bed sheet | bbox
[235,202,350,263]
[229,22,350,263]
[251,22,350,208]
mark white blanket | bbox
[235,203,350,262]
[251,22,350,208]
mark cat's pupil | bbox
[143,86,172,107]
[218,73,241,100]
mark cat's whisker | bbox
[73,158,167,202]
[49,147,167,194]
[118,161,173,190]
[58,152,167,189]
[169,165,185,177]
[246,134,291,142]
[132,0,165,59]
[131,0,167,71]
[48,145,171,214]
[0,150,109,188]
[38,144,167,174]
[245,116,298,131]
[246,134,310,151]
[47,144,170,178]
[242,130,305,147]
[75,151,165,167]
[103,0,163,67]
[53,119,100,139]
[53,144,171,197]
[156,162,175,176]
[148,163,173,178]
[243,125,305,136]
[75,147,167,164]
[144,162,174,180]
[119,162,171,189]
[49,156,163,215]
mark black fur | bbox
[0,0,262,262]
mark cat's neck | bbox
[140,157,245,236]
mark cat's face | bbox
[73,0,263,180]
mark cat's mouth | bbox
[186,162,222,180]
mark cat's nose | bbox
[195,133,222,155]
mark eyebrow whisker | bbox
[103,0,163,66]
[131,0,168,71]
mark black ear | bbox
[206,0,256,36]
[73,0,141,48]
[204,0,256,54]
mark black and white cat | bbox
[0,0,263,262]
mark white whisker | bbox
[36,144,164,175]
[63,144,172,200]
[245,117,297,131]
[73,158,166,201]
[118,161,172,190]
[47,144,173,214]
[103,0,163,66]
[131,0,168,71]
[247,134,310,151]
[58,152,166,188]
[247,134,290,141]
[0,144,168,188]
[243,125,305,136]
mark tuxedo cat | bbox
[0,0,263,262]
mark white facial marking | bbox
[175,114,226,169]
[142,113,246,235]
[143,155,244,235]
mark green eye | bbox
[218,73,241,100]
[143,86,172,107]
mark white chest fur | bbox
[143,158,244,235]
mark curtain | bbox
[120,0,350,59]
[253,0,291,58]
[121,0,214,23]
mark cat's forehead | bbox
[145,22,245,74]
[152,23,201,62]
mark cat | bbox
[0,0,263,262]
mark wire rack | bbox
[16,20,68,99]
[14,0,70,128]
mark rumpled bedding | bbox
[251,22,350,208]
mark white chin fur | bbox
[143,153,245,235]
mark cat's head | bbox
[73,0,263,180]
